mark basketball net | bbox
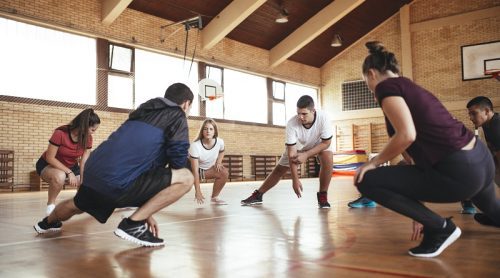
[485,69,500,81]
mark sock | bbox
[126,218,145,226]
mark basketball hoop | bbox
[198,78,223,101]
[207,95,220,101]
[485,69,500,81]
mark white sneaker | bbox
[46,204,56,216]
[211,197,227,205]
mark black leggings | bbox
[358,139,499,229]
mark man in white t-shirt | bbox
[241,95,334,208]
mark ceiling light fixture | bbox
[275,8,289,23]
[331,34,342,47]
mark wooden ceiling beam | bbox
[201,0,266,50]
[269,0,365,67]
[102,0,133,25]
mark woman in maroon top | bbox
[354,42,499,258]
[36,108,100,216]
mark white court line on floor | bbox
[0,198,354,248]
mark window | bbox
[135,49,199,114]
[109,44,133,72]
[223,69,267,123]
[273,81,285,100]
[284,83,318,122]
[272,102,286,125]
[272,81,286,125]
[108,74,134,109]
[107,44,134,109]
[270,80,318,126]
[202,64,317,125]
[0,18,96,104]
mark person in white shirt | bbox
[189,118,229,205]
[241,95,334,208]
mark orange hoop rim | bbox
[485,69,500,76]
[206,94,223,101]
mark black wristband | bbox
[65,171,73,177]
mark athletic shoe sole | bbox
[460,208,476,214]
[114,229,165,247]
[240,201,262,206]
[318,205,331,209]
[408,227,461,258]
[33,224,61,234]
[348,203,377,208]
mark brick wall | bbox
[322,0,500,145]
[0,101,286,185]
[0,0,315,186]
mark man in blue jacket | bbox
[35,83,195,246]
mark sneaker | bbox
[408,218,461,258]
[460,200,476,214]
[46,204,56,216]
[348,196,377,208]
[114,218,165,247]
[241,190,263,206]
[317,191,331,209]
[474,213,500,227]
[211,197,227,205]
[34,217,62,234]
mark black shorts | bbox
[74,167,172,223]
[36,157,80,176]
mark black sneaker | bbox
[114,218,165,247]
[474,213,500,227]
[34,217,62,234]
[317,191,331,209]
[408,218,461,258]
[241,190,263,206]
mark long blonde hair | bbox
[195,118,219,141]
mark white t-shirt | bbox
[285,110,333,151]
[189,138,225,170]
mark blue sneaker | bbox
[348,196,377,208]
[461,201,476,214]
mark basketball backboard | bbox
[461,40,500,81]
[198,78,223,101]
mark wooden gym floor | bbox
[0,177,499,277]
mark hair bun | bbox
[366,41,385,54]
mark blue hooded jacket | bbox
[84,97,190,198]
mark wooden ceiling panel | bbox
[129,0,231,26]
[289,0,412,67]
[226,0,333,50]
[128,0,412,68]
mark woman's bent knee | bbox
[357,173,377,196]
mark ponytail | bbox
[362,41,400,75]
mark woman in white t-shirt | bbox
[189,119,229,205]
